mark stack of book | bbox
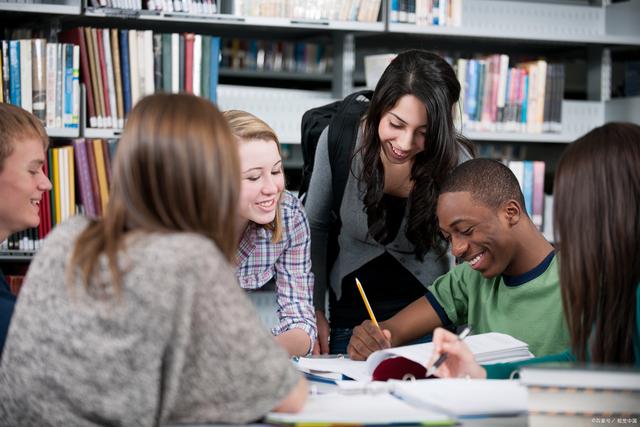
[455,55,565,134]
[220,38,332,75]
[59,27,220,130]
[520,364,640,427]
[1,38,80,129]
[390,0,463,27]
[232,0,382,22]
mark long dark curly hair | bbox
[357,50,474,260]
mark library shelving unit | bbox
[1,0,639,257]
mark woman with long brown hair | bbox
[427,122,640,378]
[0,94,306,424]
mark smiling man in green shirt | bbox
[347,158,569,359]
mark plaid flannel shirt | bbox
[236,191,317,351]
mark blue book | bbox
[209,37,220,104]
[119,30,132,115]
[63,44,74,128]
[465,59,478,121]
[521,74,529,126]
[8,40,20,107]
[523,160,534,217]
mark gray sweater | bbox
[305,127,451,309]
[0,216,299,426]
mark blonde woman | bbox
[0,94,306,425]
[224,110,316,357]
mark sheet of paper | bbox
[391,378,528,417]
[265,392,455,425]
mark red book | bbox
[59,28,97,129]
[85,139,102,216]
[95,29,111,123]
[184,33,194,93]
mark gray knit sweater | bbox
[0,216,299,426]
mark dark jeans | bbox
[329,327,433,355]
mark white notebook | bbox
[295,332,533,381]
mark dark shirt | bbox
[330,194,427,328]
[0,269,17,360]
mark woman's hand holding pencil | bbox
[347,278,392,361]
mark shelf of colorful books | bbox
[386,0,640,47]
[46,127,81,138]
[0,1,81,15]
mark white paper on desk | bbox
[294,332,532,382]
[391,379,528,417]
[265,392,454,425]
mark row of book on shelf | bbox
[0,139,116,253]
[60,27,221,129]
[390,0,462,26]
[221,38,332,75]
[89,0,219,14]
[0,39,81,129]
[455,55,565,134]
[232,0,382,22]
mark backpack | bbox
[298,89,373,210]
[298,89,373,275]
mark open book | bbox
[295,332,533,381]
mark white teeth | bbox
[258,200,274,208]
[469,253,482,267]
[390,144,408,158]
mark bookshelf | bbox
[1,0,639,261]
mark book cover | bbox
[119,30,132,115]
[201,35,211,100]
[85,139,102,216]
[184,33,194,93]
[31,39,46,123]
[73,139,97,217]
[110,29,124,129]
[209,36,220,103]
[161,33,172,92]
[19,39,32,113]
[92,139,110,213]
[9,40,21,108]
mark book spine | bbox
[210,36,220,103]
[119,30,132,115]
[31,39,46,123]
[532,161,545,230]
[110,29,124,129]
[63,44,75,128]
[19,39,32,113]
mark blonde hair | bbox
[70,94,241,293]
[0,103,49,172]
[223,109,284,243]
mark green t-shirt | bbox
[427,252,569,357]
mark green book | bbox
[201,35,211,100]
[162,34,172,92]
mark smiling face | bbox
[0,138,52,240]
[378,94,428,165]
[237,138,285,227]
[437,191,519,278]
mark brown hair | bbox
[0,103,49,172]
[70,94,241,293]
[554,122,640,364]
[223,109,283,243]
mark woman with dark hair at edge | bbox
[0,94,307,424]
[305,49,475,354]
[428,122,640,378]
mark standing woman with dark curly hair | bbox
[306,50,474,354]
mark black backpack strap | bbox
[327,90,373,217]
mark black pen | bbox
[426,326,472,377]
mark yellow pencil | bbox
[355,278,379,328]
